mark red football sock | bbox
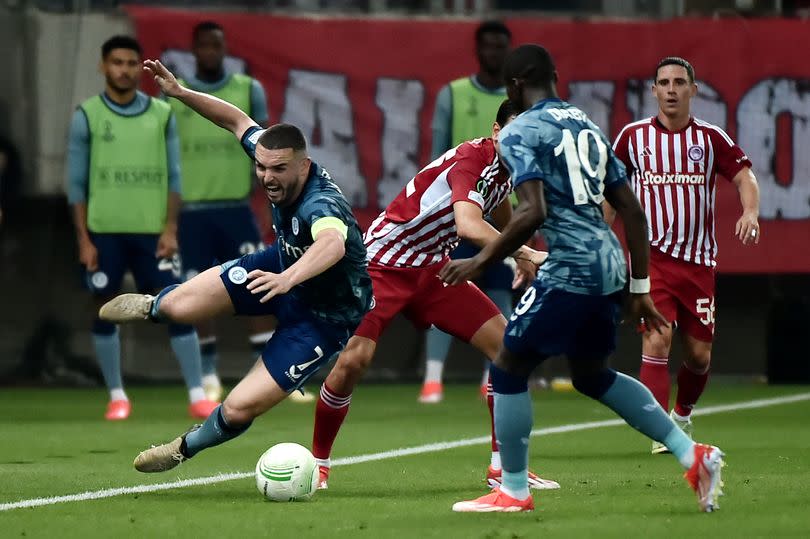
[312,383,352,461]
[640,354,670,410]
[674,363,709,417]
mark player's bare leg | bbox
[311,336,376,488]
[100,266,235,324]
[134,358,287,473]
[641,325,674,453]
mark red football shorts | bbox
[354,259,502,343]
[643,248,716,342]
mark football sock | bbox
[92,319,125,398]
[168,325,204,401]
[199,336,218,378]
[424,326,452,383]
[183,404,251,458]
[640,354,670,410]
[674,363,709,417]
[312,384,352,460]
[149,284,179,321]
[664,427,696,469]
[585,370,673,440]
[249,331,274,357]
[490,364,531,501]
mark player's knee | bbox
[489,362,528,394]
[684,351,711,374]
[571,368,617,400]
[338,351,371,378]
[643,328,673,357]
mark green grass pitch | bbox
[2,383,809,538]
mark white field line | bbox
[2,391,809,512]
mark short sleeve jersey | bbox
[499,98,628,295]
[241,127,373,327]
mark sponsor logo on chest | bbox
[642,170,706,186]
[279,233,310,260]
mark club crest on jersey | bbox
[688,145,704,162]
[227,266,248,285]
[291,217,299,236]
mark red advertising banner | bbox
[126,6,810,273]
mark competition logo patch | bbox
[688,145,704,162]
[476,178,490,198]
[90,272,109,290]
[291,217,299,236]
[227,266,248,285]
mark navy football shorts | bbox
[219,244,353,392]
[84,233,180,295]
[503,279,622,364]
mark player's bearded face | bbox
[652,65,697,118]
[102,49,141,93]
[255,146,310,207]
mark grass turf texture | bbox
[2,383,809,538]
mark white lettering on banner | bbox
[567,81,615,133]
[281,70,368,207]
[738,78,810,219]
[376,78,424,208]
[625,79,727,130]
[642,171,707,185]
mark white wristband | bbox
[629,276,651,294]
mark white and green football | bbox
[255,442,319,502]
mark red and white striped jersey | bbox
[364,138,511,268]
[613,117,751,267]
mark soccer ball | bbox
[255,442,319,502]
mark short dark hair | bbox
[258,124,307,152]
[495,99,520,127]
[192,21,225,42]
[655,57,695,83]
[503,44,556,88]
[475,20,511,44]
[101,36,142,59]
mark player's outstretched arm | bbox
[604,181,668,333]
[440,180,546,285]
[143,59,257,140]
[246,226,346,303]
